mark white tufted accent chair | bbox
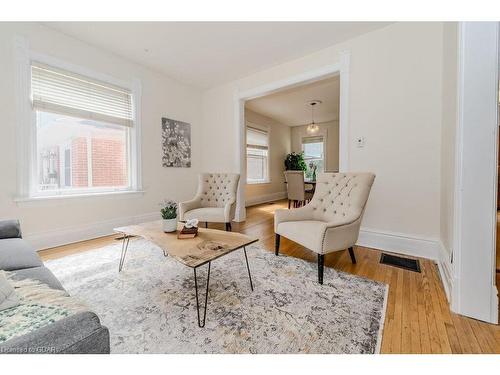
[179,173,240,231]
[274,172,375,283]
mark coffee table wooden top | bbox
[114,221,258,268]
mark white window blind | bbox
[31,63,133,127]
[246,126,269,183]
[302,136,324,145]
[246,126,268,150]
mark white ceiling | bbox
[246,76,340,126]
[44,22,391,88]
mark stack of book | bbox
[177,225,198,239]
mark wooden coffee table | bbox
[113,221,258,327]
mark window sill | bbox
[247,180,271,185]
[14,190,145,204]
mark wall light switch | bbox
[356,136,365,148]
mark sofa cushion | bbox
[183,207,226,223]
[0,311,109,354]
[0,220,22,240]
[0,238,43,271]
[11,266,65,292]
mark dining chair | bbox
[284,171,314,208]
[179,173,240,231]
[275,172,375,284]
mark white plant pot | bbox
[162,218,177,233]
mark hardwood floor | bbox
[39,200,500,353]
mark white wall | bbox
[244,109,291,206]
[0,23,203,249]
[291,121,339,172]
[201,22,445,256]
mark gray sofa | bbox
[0,220,110,354]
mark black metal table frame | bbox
[117,234,255,328]
[193,246,254,327]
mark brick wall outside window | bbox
[71,137,88,187]
[70,137,127,188]
[91,138,127,187]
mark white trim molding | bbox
[234,52,351,222]
[26,211,159,251]
[13,36,143,202]
[358,227,454,301]
[14,190,145,205]
[452,22,499,324]
[438,242,453,302]
[245,191,287,207]
[357,228,457,300]
[338,51,350,172]
[357,228,440,261]
[14,36,33,199]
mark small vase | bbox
[162,218,177,233]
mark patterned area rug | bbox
[46,238,388,354]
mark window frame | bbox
[301,136,326,176]
[246,124,271,185]
[14,40,143,202]
[33,111,133,197]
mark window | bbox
[302,136,325,179]
[29,62,138,197]
[246,126,269,184]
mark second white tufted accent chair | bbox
[179,173,240,231]
[274,172,375,283]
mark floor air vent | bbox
[380,253,421,273]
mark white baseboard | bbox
[245,191,287,207]
[489,286,499,324]
[357,228,454,302]
[26,212,159,251]
[357,227,440,261]
[437,241,453,302]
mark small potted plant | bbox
[160,199,178,233]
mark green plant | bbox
[284,152,307,171]
[160,199,177,219]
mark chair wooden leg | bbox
[318,254,324,284]
[275,234,280,256]
[288,200,291,209]
[205,222,208,228]
[225,222,232,232]
[348,246,357,264]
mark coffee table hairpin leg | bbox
[243,246,254,291]
[193,262,211,328]
[118,234,130,272]
[192,246,254,328]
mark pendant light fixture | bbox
[306,100,321,134]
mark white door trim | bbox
[452,22,499,324]
[233,51,351,221]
